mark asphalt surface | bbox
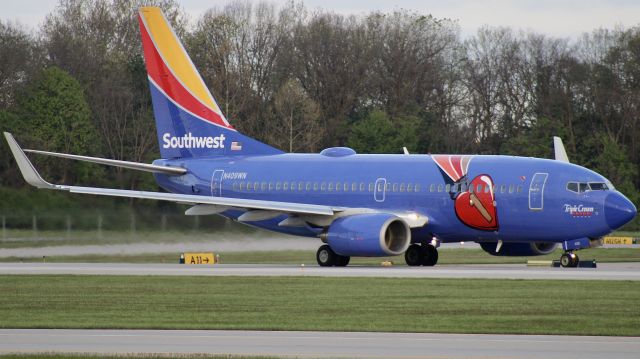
[1,329,638,358]
[0,262,639,280]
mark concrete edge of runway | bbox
[0,262,639,280]
[1,329,639,359]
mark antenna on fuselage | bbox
[553,136,570,163]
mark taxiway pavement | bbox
[1,329,638,358]
[0,262,639,280]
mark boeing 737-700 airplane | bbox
[4,7,637,267]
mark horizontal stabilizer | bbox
[23,148,186,175]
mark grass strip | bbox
[0,355,278,359]
[0,275,638,336]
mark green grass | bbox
[0,275,638,336]
[0,229,258,249]
[0,356,278,359]
[1,248,638,265]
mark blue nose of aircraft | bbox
[604,192,637,230]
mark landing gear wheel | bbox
[560,252,579,268]
[335,255,350,267]
[405,244,423,266]
[422,244,439,266]
[316,245,338,267]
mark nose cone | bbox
[605,192,637,230]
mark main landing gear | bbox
[560,252,579,268]
[405,244,438,266]
[316,244,350,267]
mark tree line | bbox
[0,0,638,220]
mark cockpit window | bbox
[567,181,610,193]
[579,183,590,192]
[589,182,609,191]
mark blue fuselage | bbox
[153,153,635,245]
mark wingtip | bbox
[3,132,55,189]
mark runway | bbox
[1,329,638,358]
[1,262,639,280]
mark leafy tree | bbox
[16,66,99,183]
[592,136,639,204]
[271,79,323,152]
[347,110,418,154]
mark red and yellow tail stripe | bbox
[138,7,232,129]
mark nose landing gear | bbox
[560,252,579,268]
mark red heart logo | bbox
[454,175,498,231]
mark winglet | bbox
[553,136,570,163]
[3,132,56,189]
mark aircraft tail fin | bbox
[137,7,282,158]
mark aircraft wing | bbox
[4,132,339,216]
[5,132,429,226]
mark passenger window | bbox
[233,182,238,191]
[452,183,459,192]
[313,182,319,191]
[407,183,414,192]
[344,183,349,191]
[321,182,327,191]
[298,182,303,191]
[260,182,266,191]
[254,182,259,191]
[283,182,288,191]
[329,183,334,191]
[461,183,467,192]
[415,184,420,192]
[335,182,341,191]
[400,183,406,192]
[393,183,398,192]
[429,184,435,192]
[477,184,482,193]
[438,184,444,192]
[445,184,451,193]
[305,182,311,191]
[484,185,490,193]
[359,183,365,192]
[369,183,374,192]
[516,185,523,193]
[377,183,383,192]
[469,184,474,193]
[290,182,296,191]
[352,183,357,192]
[276,182,281,191]
[240,182,245,191]
[508,184,514,194]
[500,184,506,193]
[385,183,391,191]
[269,182,273,190]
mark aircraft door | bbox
[374,178,387,202]
[211,170,224,197]
[529,172,548,211]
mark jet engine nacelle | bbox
[325,214,411,257]
[479,242,558,256]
